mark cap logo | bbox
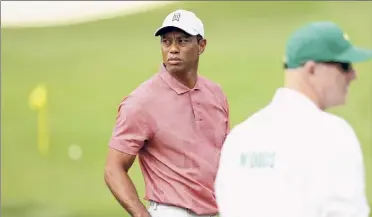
[172,12,181,22]
[343,33,350,41]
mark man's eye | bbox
[180,38,190,43]
[162,39,170,44]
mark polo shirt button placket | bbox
[194,102,202,122]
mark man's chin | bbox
[330,97,347,109]
[165,64,185,73]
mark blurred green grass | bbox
[1,1,372,217]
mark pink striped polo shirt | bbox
[109,64,230,215]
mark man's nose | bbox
[169,41,180,54]
[351,69,357,80]
[348,70,357,81]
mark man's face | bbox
[310,62,356,109]
[160,28,206,74]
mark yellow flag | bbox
[29,83,49,156]
[29,84,47,110]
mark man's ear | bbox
[198,39,207,56]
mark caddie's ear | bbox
[303,61,316,75]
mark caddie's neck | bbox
[284,70,326,110]
[169,61,199,89]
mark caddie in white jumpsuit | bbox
[215,21,372,217]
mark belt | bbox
[149,201,218,217]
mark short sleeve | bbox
[212,83,230,135]
[223,95,230,134]
[108,97,153,156]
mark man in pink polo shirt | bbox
[104,9,230,217]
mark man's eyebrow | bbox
[161,34,191,39]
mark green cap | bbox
[284,21,372,68]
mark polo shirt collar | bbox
[158,64,202,95]
[271,87,321,111]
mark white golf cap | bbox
[154,9,205,38]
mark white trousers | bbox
[148,201,218,217]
